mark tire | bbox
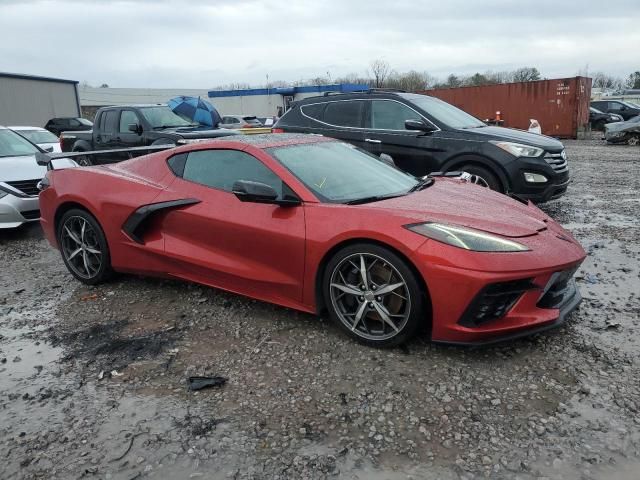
[57,208,113,285]
[73,149,93,166]
[458,164,502,192]
[323,243,425,347]
[628,135,640,146]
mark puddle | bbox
[0,325,62,393]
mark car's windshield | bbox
[0,129,40,157]
[401,93,486,129]
[268,141,419,204]
[590,107,603,114]
[140,106,196,128]
[14,129,58,144]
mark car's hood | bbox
[463,125,564,151]
[363,179,549,238]
[0,155,47,182]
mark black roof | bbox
[0,71,79,85]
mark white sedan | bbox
[9,126,61,152]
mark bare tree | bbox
[511,67,541,83]
[592,71,624,91]
[369,59,390,88]
[625,71,640,89]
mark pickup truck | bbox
[60,104,238,164]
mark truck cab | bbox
[60,104,237,164]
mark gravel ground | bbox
[1,138,639,480]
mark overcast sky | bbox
[1,0,638,88]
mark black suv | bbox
[591,100,640,121]
[274,91,570,202]
[45,117,93,136]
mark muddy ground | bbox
[1,138,639,480]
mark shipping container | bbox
[421,77,592,139]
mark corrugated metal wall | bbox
[421,77,592,139]
[0,76,80,127]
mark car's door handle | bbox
[365,138,382,144]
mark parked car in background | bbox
[604,115,640,145]
[257,117,277,127]
[38,133,585,346]
[219,115,263,129]
[45,117,93,136]
[588,107,623,131]
[591,100,640,121]
[9,126,61,152]
[0,126,47,228]
[60,104,238,165]
[274,91,570,203]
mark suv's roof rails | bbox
[322,91,346,96]
[367,88,406,93]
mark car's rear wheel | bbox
[323,243,424,347]
[58,209,112,285]
[459,164,502,192]
[628,135,639,146]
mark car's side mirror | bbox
[44,146,54,153]
[405,119,437,133]
[128,123,142,134]
[232,180,300,207]
[619,105,627,111]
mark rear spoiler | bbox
[36,145,175,169]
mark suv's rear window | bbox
[323,101,364,128]
[300,103,325,121]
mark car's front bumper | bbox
[504,156,570,203]
[0,193,40,228]
[412,228,586,345]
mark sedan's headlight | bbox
[406,222,530,252]
[491,141,544,158]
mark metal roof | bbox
[0,71,79,84]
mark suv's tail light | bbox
[271,128,285,133]
[59,134,64,151]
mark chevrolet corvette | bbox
[38,134,586,346]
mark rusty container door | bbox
[421,76,592,139]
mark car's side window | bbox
[182,149,283,196]
[103,111,119,134]
[119,110,139,132]
[608,102,622,111]
[371,100,423,130]
[323,100,364,128]
[69,119,80,127]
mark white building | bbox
[79,83,369,120]
[0,72,81,127]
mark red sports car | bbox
[38,134,586,346]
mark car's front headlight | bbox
[491,141,544,158]
[406,222,530,252]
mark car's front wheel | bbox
[323,243,425,347]
[459,164,502,192]
[57,209,113,285]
